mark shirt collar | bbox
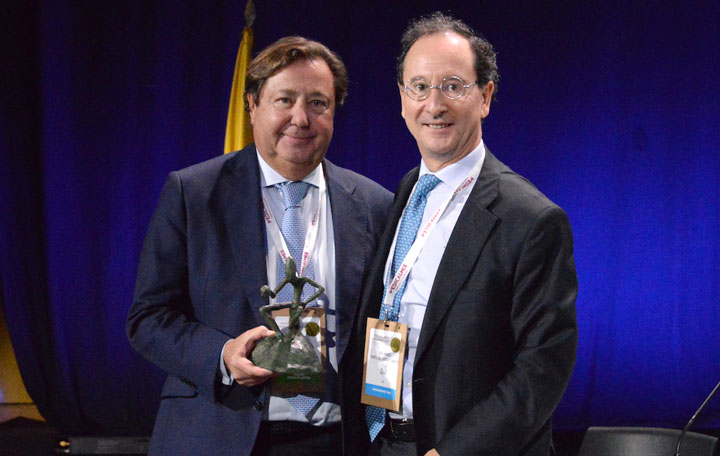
[419,140,485,189]
[256,149,322,188]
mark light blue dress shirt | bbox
[220,151,340,425]
[385,142,485,420]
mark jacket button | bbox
[254,401,263,411]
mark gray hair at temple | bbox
[396,12,499,101]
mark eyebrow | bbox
[276,89,330,99]
[404,75,434,85]
[308,91,330,99]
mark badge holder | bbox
[269,307,326,394]
[361,317,407,412]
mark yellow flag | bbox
[224,0,256,154]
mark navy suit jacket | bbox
[340,149,578,456]
[127,145,392,455]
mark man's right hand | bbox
[223,326,275,387]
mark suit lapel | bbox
[325,161,373,364]
[357,168,418,323]
[415,150,502,364]
[213,145,269,325]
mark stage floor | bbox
[1,417,717,456]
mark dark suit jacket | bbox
[340,149,578,456]
[127,145,392,455]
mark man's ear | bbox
[247,94,257,125]
[399,85,406,119]
[480,81,494,119]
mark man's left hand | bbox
[223,326,276,387]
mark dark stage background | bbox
[1,0,719,437]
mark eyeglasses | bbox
[401,76,478,100]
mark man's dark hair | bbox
[396,12,499,100]
[244,36,348,111]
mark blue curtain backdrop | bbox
[1,0,718,435]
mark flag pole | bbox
[223,0,256,154]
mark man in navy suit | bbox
[340,13,578,456]
[127,36,392,455]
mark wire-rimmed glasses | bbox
[401,76,478,100]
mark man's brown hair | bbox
[244,36,348,111]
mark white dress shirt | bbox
[385,142,485,420]
[220,151,340,425]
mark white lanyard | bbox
[383,159,482,307]
[261,167,326,278]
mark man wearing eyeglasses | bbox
[340,12,578,456]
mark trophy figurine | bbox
[251,257,324,374]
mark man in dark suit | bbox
[127,36,391,455]
[340,13,578,456]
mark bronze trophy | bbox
[251,257,324,375]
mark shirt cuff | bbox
[219,339,234,386]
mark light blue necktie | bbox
[274,181,320,418]
[275,181,313,304]
[365,174,441,441]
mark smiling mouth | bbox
[283,134,315,140]
[424,123,452,129]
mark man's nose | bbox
[290,103,310,127]
[425,88,448,117]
